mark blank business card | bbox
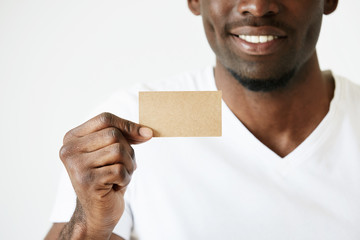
[139,91,222,137]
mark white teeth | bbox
[259,36,267,43]
[239,35,278,43]
[251,36,259,43]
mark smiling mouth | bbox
[237,35,279,44]
[230,33,287,56]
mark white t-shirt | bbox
[50,67,360,240]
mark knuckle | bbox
[121,168,131,186]
[63,130,74,143]
[111,143,125,156]
[99,112,113,126]
[75,170,94,186]
[129,147,136,172]
[59,141,82,161]
[64,155,80,173]
[109,144,136,174]
[59,144,71,160]
[122,120,134,134]
[129,147,135,160]
[115,164,127,180]
[114,164,123,177]
[107,127,120,142]
[102,164,121,177]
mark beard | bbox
[227,67,296,92]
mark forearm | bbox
[58,217,113,240]
[58,220,86,240]
[46,222,122,240]
[58,200,113,240]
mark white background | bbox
[0,1,359,239]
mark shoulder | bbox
[333,75,360,124]
[336,75,360,101]
[88,66,215,122]
[139,66,215,91]
[335,75,360,107]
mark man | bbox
[46,0,360,239]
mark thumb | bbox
[137,126,153,142]
[66,112,153,144]
[113,116,153,144]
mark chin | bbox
[227,67,296,92]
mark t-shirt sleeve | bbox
[112,200,134,240]
[49,167,135,239]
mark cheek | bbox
[201,14,222,55]
[297,11,323,59]
[307,14,323,46]
[202,18,224,63]
[201,0,233,38]
[201,5,221,36]
[291,1,323,48]
[201,6,235,58]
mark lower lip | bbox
[230,35,286,56]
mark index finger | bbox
[64,112,153,144]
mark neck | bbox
[215,52,335,157]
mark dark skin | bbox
[46,0,338,239]
[189,0,338,157]
[45,113,153,240]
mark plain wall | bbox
[0,1,359,239]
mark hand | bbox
[59,112,152,238]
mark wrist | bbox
[83,221,114,240]
[62,203,114,240]
[62,220,113,240]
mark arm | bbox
[45,112,152,239]
[45,223,124,240]
[44,223,124,240]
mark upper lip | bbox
[230,26,287,38]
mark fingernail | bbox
[139,127,153,138]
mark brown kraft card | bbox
[139,91,222,137]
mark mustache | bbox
[225,17,293,33]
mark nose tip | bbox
[238,0,280,17]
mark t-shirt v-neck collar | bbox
[205,67,342,175]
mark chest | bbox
[130,138,360,240]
